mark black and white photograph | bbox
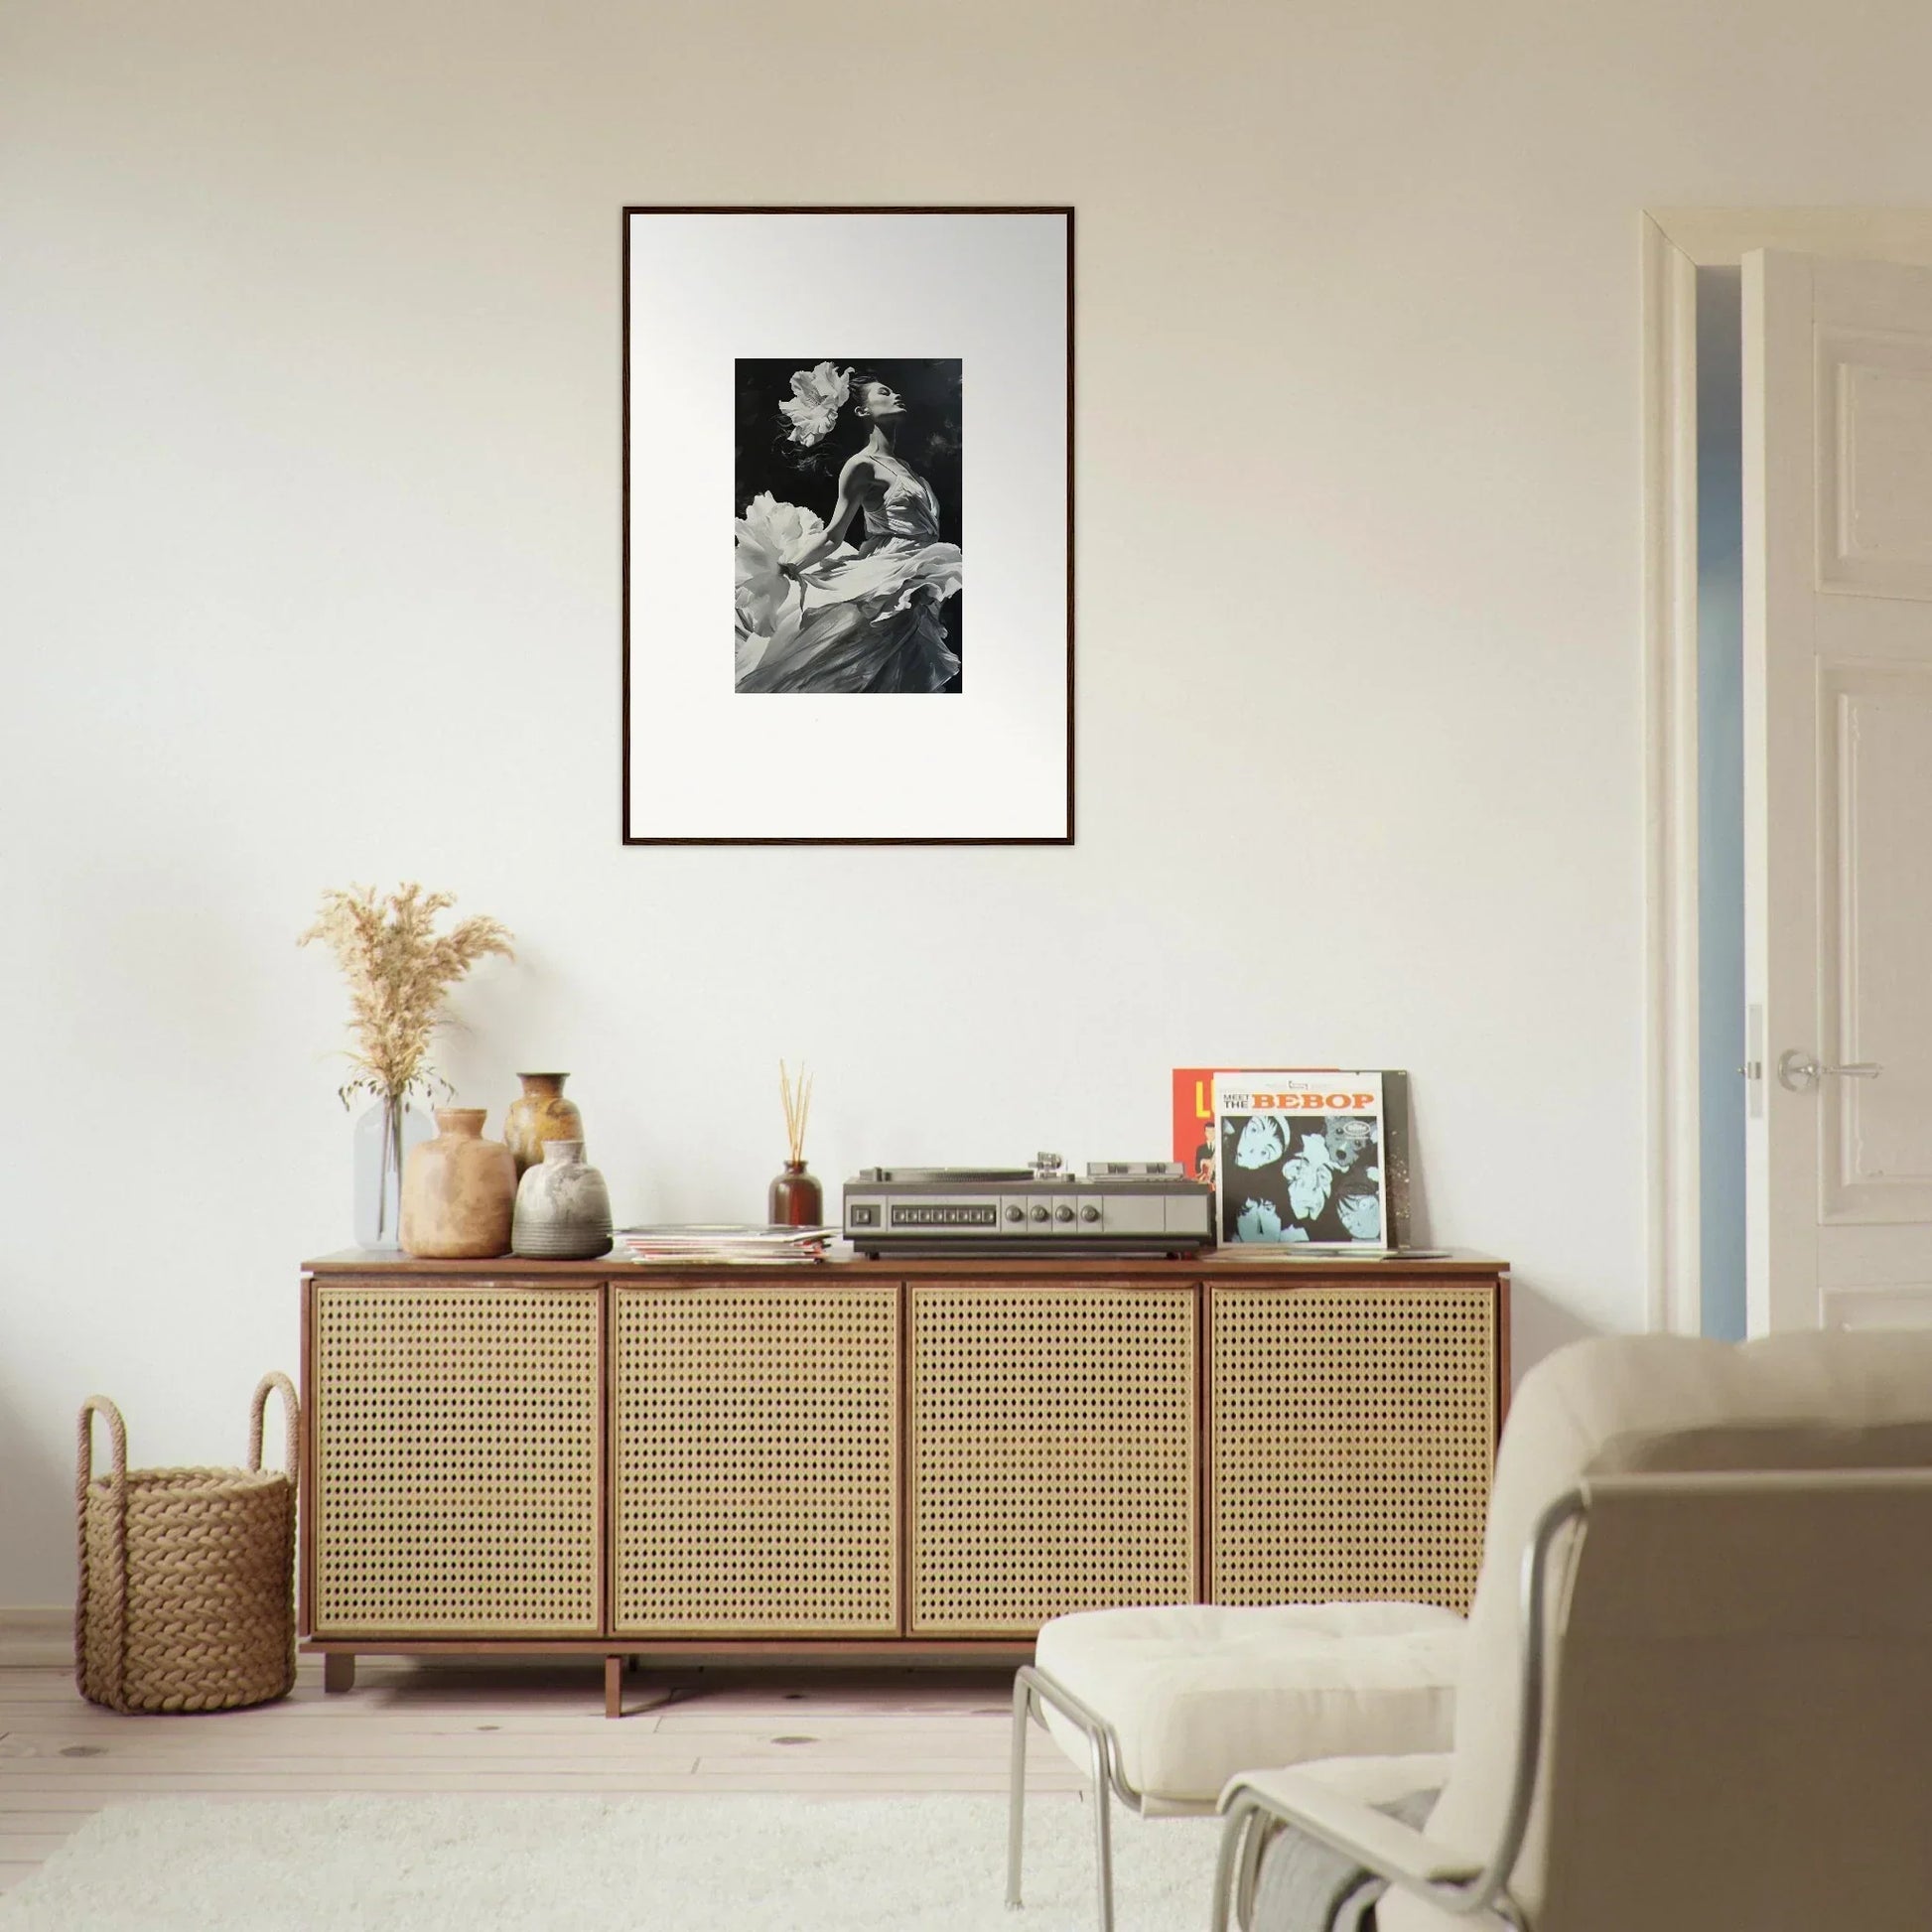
[623,207,1071,843]
[734,357,963,695]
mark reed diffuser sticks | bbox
[778,1059,813,1164]
[770,1060,823,1227]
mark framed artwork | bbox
[621,207,1074,845]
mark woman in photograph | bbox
[735,364,962,694]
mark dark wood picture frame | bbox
[621,206,1075,846]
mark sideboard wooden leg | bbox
[604,1654,622,1720]
[323,1653,356,1695]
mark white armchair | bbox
[1212,1328,1932,1932]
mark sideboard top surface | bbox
[305,1247,1507,1283]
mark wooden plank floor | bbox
[0,1659,1082,1894]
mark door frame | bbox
[1640,208,1932,1335]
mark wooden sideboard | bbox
[299,1250,1509,1715]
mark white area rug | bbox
[0,1793,1221,1930]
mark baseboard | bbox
[0,1605,72,1668]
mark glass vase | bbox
[352,1094,433,1250]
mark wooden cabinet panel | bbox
[311,1282,602,1636]
[1209,1284,1495,1612]
[611,1283,899,1635]
[908,1283,1197,1635]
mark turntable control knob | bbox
[1030,1205,1050,1224]
[1080,1204,1101,1224]
[1005,1204,1025,1223]
[1054,1205,1075,1224]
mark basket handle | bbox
[248,1371,299,1476]
[77,1395,128,1502]
[75,1395,131,1708]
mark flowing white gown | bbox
[735,451,962,694]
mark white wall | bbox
[4,0,1929,1604]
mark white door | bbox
[1744,249,1932,1332]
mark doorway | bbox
[1645,210,1932,1334]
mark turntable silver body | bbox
[843,1155,1212,1257]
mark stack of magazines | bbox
[612,1224,837,1265]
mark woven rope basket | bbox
[75,1372,298,1715]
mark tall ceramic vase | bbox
[352,1094,433,1250]
[503,1072,585,1176]
[400,1109,516,1259]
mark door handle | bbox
[1776,1050,1883,1092]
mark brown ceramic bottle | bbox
[767,1161,824,1227]
[503,1072,585,1175]
[400,1109,516,1258]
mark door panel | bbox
[906,1283,1195,1635]
[610,1283,898,1635]
[1820,668,1932,1228]
[1207,1286,1494,1613]
[1744,250,1932,1329]
[1818,331,1932,597]
[312,1282,602,1636]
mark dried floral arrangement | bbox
[299,884,514,1109]
[779,1059,813,1164]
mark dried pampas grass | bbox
[300,883,514,1107]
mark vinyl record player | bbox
[843,1154,1212,1257]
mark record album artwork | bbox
[1208,1070,1413,1249]
[622,207,1073,845]
[1221,1106,1384,1245]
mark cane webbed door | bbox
[311,1281,602,1635]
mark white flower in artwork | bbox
[1233,1115,1285,1170]
[738,491,825,559]
[1336,1191,1382,1242]
[734,492,827,644]
[1283,1132,1335,1222]
[1235,1198,1284,1242]
[778,361,853,447]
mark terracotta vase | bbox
[512,1141,615,1260]
[503,1072,585,1176]
[767,1160,824,1227]
[400,1109,516,1259]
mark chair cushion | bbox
[1033,1601,1464,1811]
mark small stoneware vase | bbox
[511,1140,615,1260]
[400,1109,516,1259]
[767,1160,824,1228]
[503,1072,585,1176]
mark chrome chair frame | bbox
[1208,1489,1587,1932]
[1007,1661,1214,1932]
